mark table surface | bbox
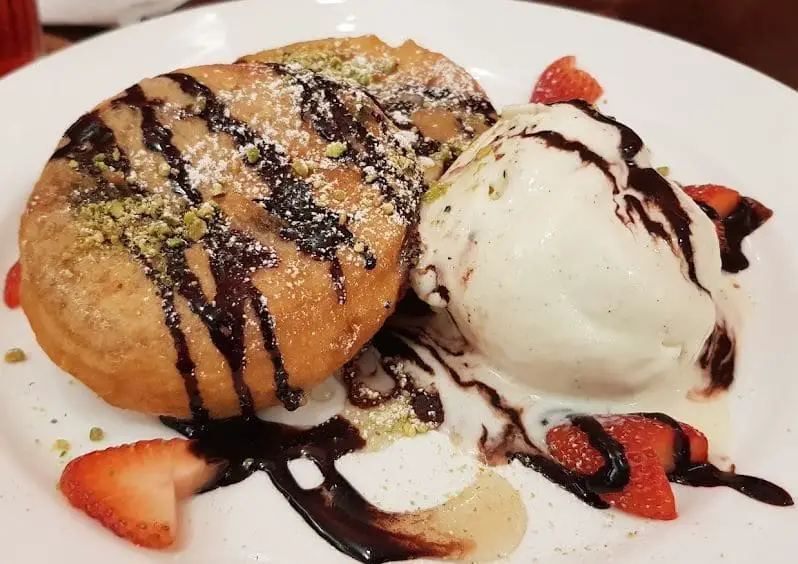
[43,0,798,90]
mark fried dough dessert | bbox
[20,63,425,418]
[238,35,497,181]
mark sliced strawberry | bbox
[4,260,20,309]
[683,184,741,219]
[530,56,604,105]
[546,415,709,520]
[59,438,221,549]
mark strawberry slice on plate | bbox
[546,414,708,520]
[530,55,604,104]
[4,260,20,309]
[683,184,741,219]
[59,438,222,549]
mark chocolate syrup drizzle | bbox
[537,100,707,292]
[554,413,793,506]
[271,64,424,221]
[698,323,736,395]
[696,198,772,273]
[161,414,458,563]
[344,329,444,425]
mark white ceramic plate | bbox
[1,0,797,562]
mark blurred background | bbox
[10,0,798,88]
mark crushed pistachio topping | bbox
[380,201,395,216]
[245,146,261,164]
[52,439,71,457]
[291,159,311,178]
[193,96,207,114]
[344,393,435,451]
[282,49,398,86]
[68,159,79,170]
[76,193,216,259]
[157,161,171,178]
[325,141,348,158]
[111,148,121,162]
[656,166,670,177]
[89,427,105,442]
[331,189,346,202]
[4,348,26,363]
[211,182,226,196]
[421,181,449,204]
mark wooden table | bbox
[43,0,798,89]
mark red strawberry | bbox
[4,260,20,309]
[546,415,709,520]
[59,439,221,549]
[683,184,741,219]
[530,56,604,105]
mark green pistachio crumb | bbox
[332,189,346,202]
[93,153,106,163]
[68,159,79,170]
[193,96,207,114]
[111,148,121,162]
[380,201,395,215]
[325,141,347,158]
[4,348,26,363]
[656,166,670,177]
[166,237,185,249]
[52,439,70,457]
[187,218,208,241]
[196,202,215,219]
[211,182,226,196]
[421,182,449,204]
[292,159,310,178]
[89,427,105,442]
[95,161,110,174]
[183,210,198,227]
[158,162,171,178]
[246,146,261,164]
[108,201,125,219]
[379,57,398,74]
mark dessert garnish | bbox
[4,347,26,363]
[59,439,222,548]
[4,260,20,308]
[530,55,604,104]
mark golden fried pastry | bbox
[19,63,425,418]
[238,35,497,181]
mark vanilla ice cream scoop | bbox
[412,101,726,398]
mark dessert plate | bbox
[1,0,797,562]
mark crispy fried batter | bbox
[20,63,425,418]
